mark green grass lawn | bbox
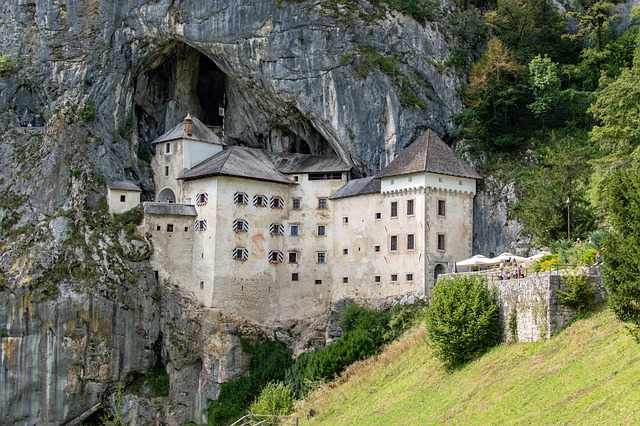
[297,309,640,425]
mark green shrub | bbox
[0,54,16,75]
[80,98,96,121]
[425,275,501,370]
[558,273,594,313]
[248,382,294,416]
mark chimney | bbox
[184,113,193,136]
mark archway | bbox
[157,188,176,203]
[434,264,446,282]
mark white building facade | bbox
[143,117,479,324]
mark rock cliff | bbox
[0,0,531,424]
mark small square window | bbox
[294,175,299,182]
[459,180,463,185]
[391,201,398,218]
[318,198,328,209]
[343,248,349,255]
[317,225,326,236]
[343,277,349,284]
[292,198,301,209]
[343,216,349,224]
[374,275,381,283]
[391,274,398,282]
[164,166,169,176]
[184,226,189,232]
[288,252,298,263]
[390,235,398,251]
[120,195,126,202]
[375,212,381,220]
[437,234,446,251]
[292,273,299,281]
[406,273,414,281]
[315,279,322,285]
[317,252,326,263]
[438,200,446,216]
[374,245,381,253]
[234,192,248,205]
[290,225,299,236]
[254,195,267,207]
[166,224,174,232]
[156,225,161,231]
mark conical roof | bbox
[376,130,480,179]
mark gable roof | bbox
[151,114,225,146]
[331,177,381,199]
[271,153,351,174]
[144,203,197,216]
[376,129,480,180]
[107,180,141,192]
[179,146,293,185]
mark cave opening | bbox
[197,55,225,127]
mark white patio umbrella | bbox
[456,255,493,267]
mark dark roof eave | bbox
[180,173,294,185]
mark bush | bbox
[80,98,96,121]
[425,275,501,370]
[558,273,594,313]
[248,382,294,416]
[0,54,16,75]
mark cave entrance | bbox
[197,55,225,127]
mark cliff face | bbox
[0,0,521,424]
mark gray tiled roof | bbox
[271,153,351,174]
[151,114,225,146]
[107,180,142,192]
[376,129,481,180]
[180,146,294,185]
[144,202,197,216]
[331,177,381,199]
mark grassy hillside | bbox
[297,309,640,424]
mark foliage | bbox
[112,205,144,238]
[207,339,292,425]
[0,54,16,75]
[425,275,501,370]
[101,382,130,426]
[387,299,427,339]
[527,55,562,122]
[564,0,618,52]
[80,98,96,121]
[511,132,597,245]
[558,273,594,313]
[129,365,170,397]
[382,0,437,23]
[248,382,295,416]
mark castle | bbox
[112,115,479,324]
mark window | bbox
[343,277,349,283]
[233,219,249,233]
[391,201,398,218]
[288,252,298,263]
[374,275,381,283]
[120,195,126,202]
[315,279,323,285]
[292,198,301,209]
[196,193,208,206]
[184,226,189,232]
[407,199,414,216]
[317,225,326,236]
[343,216,349,224]
[317,252,326,263]
[200,281,204,290]
[270,196,284,209]
[438,200,446,216]
[437,233,446,251]
[292,273,299,281]
[164,166,169,176]
[318,198,328,209]
[166,224,174,232]
[234,192,248,205]
[294,176,299,182]
[375,212,381,220]
[343,248,349,255]
[374,245,381,253]
[233,248,248,261]
[390,235,398,251]
[269,223,284,236]
[165,143,171,154]
[290,224,299,236]
[391,274,398,282]
[407,234,415,251]
[194,219,207,231]
[269,251,284,264]
[254,195,267,207]
[406,273,414,281]
[156,225,161,231]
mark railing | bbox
[230,414,300,426]
[442,263,602,283]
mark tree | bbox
[565,0,618,52]
[425,275,501,370]
[512,132,597,244]
[248,382,295,417]
[527,55,562,123]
